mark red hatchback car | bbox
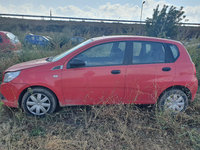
[0,36,198,116]
[0,31,21,52]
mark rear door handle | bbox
[111,70,121,74]
[162,67,171,72]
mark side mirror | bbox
[69,58,85,68]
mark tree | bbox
[145,5,185,38]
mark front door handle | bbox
[162,67,171,72]
[111,70,121,74]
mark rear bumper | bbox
[187,77,198,102]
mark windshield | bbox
[51,39,93,62]
[6,32,19,44]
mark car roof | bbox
[0,31,12,34]
[91,35,181,44]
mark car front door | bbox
[61,41,127,105]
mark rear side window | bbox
[132,41,165,64]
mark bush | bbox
[146,5,185,38]
[184,39,200,81]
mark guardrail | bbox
[0,13,200,26]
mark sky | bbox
[0,0,200,23]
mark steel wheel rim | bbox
[26,93,51,115]
[164,93,185,112]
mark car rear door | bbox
[125,41,167,104]
[154,43,178,96]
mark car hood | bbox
[6,58,49,72]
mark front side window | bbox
[51,39,93,62]
[69,41,126,67]
[132,41,165,64]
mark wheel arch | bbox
[18,85,60,108]
[158,85,192,102]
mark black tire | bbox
[157,89,188,113]
[22,88,57,116]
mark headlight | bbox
[4,71,21,83]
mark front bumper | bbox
[0,91,18,107]
[0,82,28,108]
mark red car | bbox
[0,36,198,116]
[0,31,21,52]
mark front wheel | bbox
[157,89,188,113]
[22,88,57,116]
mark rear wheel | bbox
[158,89,188,113]
[22,88,57,116]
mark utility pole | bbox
[50,9,52,20]
[140,1,145,24]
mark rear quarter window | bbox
[165,44,180,63]
[169,44,179,59]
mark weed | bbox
[30,127,45,137]
[0,101,3,111]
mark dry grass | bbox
[0,94,199,150]
[0,36,200,150]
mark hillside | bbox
[0,17,200,40]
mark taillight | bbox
[192,62,196,76]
